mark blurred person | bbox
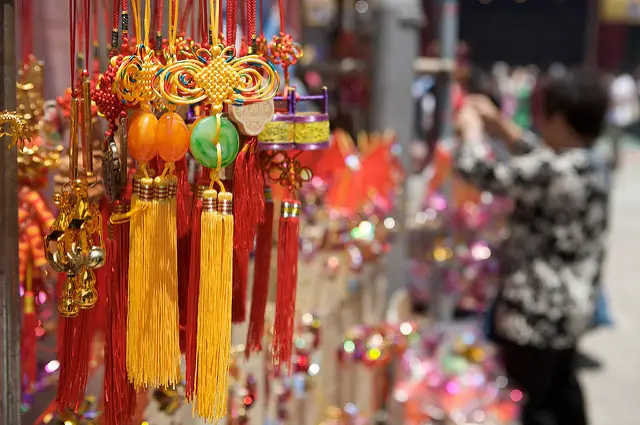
[455,69,611,425]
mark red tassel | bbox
[21,292,38,389]
[56,310,93,411]
[273,199,301,371]
[176,158,193,353]
[175,157,192,238]
[185,185,205,402]
[104,201,137,425]
[246,188,274,356]
[233,137,265,251]
[232,249,249,323]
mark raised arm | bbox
[454,101,554,197]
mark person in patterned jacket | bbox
[455,69,610,425]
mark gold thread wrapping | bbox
[257,120,294,145]
[293,115,330,145]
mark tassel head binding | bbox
[139,177,155,202]
[281,199,301,219]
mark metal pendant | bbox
[102,132,125,202]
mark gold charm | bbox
[0,111,31,150]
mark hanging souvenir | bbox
[258,86,330,150]
[44,0,106,412]
[109,0,181,390]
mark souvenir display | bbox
[0,2,544,425]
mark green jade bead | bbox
[190,116,240,169]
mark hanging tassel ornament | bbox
[195,184,234,421]
[104,201,137,425]
[273,198,301,370]
[246,186,274,356]
[185,183,206,402]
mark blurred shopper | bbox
[454,69,610,425]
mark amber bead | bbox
[156,112,190,162]
[128,112,158,163]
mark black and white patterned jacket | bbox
[455,133,610,349]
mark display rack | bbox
[0,1,21,424]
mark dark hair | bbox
[539,68,610,144]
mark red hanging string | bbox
[278,0,285,33]
[70,0,77,87]
[121,0,130,48]
[258,0,263,36]
[154,0,164,49]
[84,0,91,68]
[199,0,208,44]
[185,194,203,401]
[179,0,194,36]
[247,0,256,40]
[227,0,238,46]
[219,0,224,40]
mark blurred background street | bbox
[581,141,640,425]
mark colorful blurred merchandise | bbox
[393,326,521,425]
[407,187,511,313]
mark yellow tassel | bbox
[195,189,233,422]
[146,174,180,388]
[126,177,154,388]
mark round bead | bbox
[190,116,239,169]
[128,112,158,162]
[156,112,190,162]
[188,116,206,138]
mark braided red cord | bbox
[247,0,256,40]
[259,0,263,35]
[155,0,164,39]
[219,1,224,38]
[239,0,245,43]
[121,0,130,43]
[111,0,119,30]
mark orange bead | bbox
[128,112,158,163]
[156,112,190,162]
[128,109,141,128]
